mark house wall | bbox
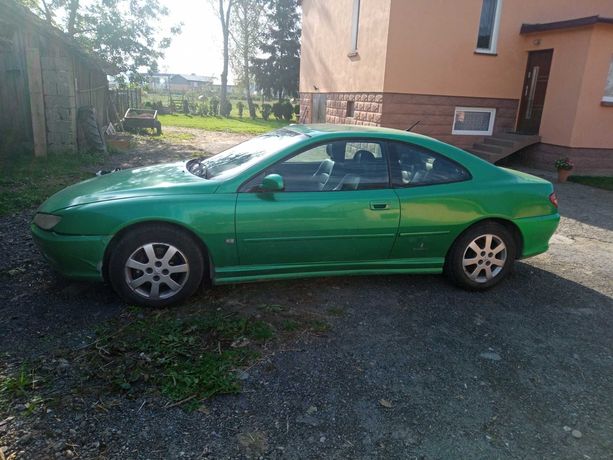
[384,0,613,98]
[299,0,391,94]
[571,24,613,149]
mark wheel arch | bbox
[446,217,524,261]
[101,220,213,283]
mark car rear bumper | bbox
[513,213,560,258]
[31,224,108,281]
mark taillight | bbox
[549,192,558,208]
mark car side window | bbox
[241,140,390,192]
[387,141,471,187]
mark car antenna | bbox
[406,120,421,132]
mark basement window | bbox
[452,108,496,135]
[346,101,355,117]
[475,0,502,54]
[603,57,613,105]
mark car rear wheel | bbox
[108,225,204,308]
[445,222,516,290]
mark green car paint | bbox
[32,124,560,285]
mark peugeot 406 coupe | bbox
[32,125,560,307]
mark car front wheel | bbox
[108,225,205,308]
[445,222,516,290]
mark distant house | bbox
[0,0,114,157]
[299,0,613,173]
[169,74,215,92]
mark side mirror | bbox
[260,173,284,192]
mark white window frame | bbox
[349,0,361,54]
[452,107,496,136]
[602,56,613,102]
[475,0,503,55]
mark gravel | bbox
[0,136,612,459]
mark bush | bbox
[281,101,294,122]
[252,103,260,119]
[272,102,283,120]
[294,104,300,119]
[261,103,272,121]
[221,100,232,117]
[237,101,245,118]
[210,97,219,116]
[198,102,209,117]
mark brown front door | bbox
[517,49,553,135]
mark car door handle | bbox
[369,201,390,210]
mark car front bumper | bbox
[514,213,560,258]
[31,224,109,281]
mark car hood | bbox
[39,162,218,212]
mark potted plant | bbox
[555,157,574,183]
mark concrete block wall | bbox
[41,56,77,153]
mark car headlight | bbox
[33,213,62,230]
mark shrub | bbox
[261,103,272,121]
[221,100,232,117]
[252,103,260,119]
[294,104,300,119]
[198,102,209,117]
[281,101,294,122]
[237,101,245,118]
[210,97,219,116]
[272,102,283,120]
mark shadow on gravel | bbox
[1,260,612,459]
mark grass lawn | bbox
[568,176,613,191]
[158,114,289,134]
[0,153,106,216]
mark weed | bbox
[0,363,45,412]
[82,311,275,408]
[0,153,106,216]
[326,307,346,317]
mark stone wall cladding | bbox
[299,92,518,150]
[324,93,383,126]
[501,143,613,175]
[381,93,519,149]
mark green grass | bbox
[568,176,613,191]
[158,114,289,134]
[0,153,106,216]
[84,311,275,408]
[0,363,45,413]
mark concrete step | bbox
[473,142,505,154]
[469,148,504,163]
[494,132,541,143]
[484,137,515,147]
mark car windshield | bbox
[186,128,306,180]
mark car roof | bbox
[285,123,430,141]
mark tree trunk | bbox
[67,0,80,36]
[219,0,234,117]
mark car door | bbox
[386,141,473,263]
[234,140,400,267]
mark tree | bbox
[209,0,235,117]
[17,0,180,79]
[252,0,300,102]
[230,0,265,119]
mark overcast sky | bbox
[156,0,230,81]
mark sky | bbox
[156,0,231,82]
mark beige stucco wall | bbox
[299,0,391,93]
[299,0,613,149]
[571,25,613,148]
[383,0,613,98]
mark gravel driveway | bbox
[0,133,612,459]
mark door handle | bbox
[369,201,390,210]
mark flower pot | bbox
[557,168,572,183]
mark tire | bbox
[154,120,162,135]
[108,225,205,308]
[445,222,516,291]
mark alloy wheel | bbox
[462,234,507,283]
[124,243,190,300]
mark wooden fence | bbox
[109,88,142,122]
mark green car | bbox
[32,124,560,307]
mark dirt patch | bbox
[0,144,612,459]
